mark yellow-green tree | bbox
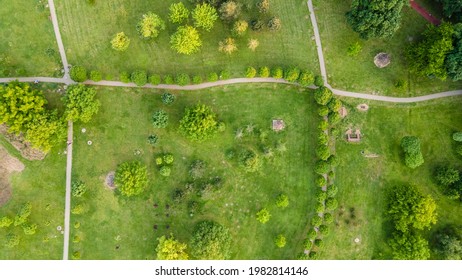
[111,32,130,51]
[192,3,218,31]
[170,26,202,55]
[179,103,220,141]
[136,13,165,39]
[62,84,100,123]
[156,235,189,260]
[169,2,190,24]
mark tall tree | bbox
[190,221,231,260]
[136,13,165,39]
[192,3,218,31]
[169,2,190,24]
[346,0,407,39]
[170,26,202,55]
[62,84,100,123]
[437,0,462,21]
[389,231,430,260]
[156,235,189,260]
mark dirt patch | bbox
[0,124,46,161]
[356,104,369,111]
[104,171,116,190]
[0,145,25,207]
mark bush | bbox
[315,175,327,187]
[163,154,174,164]
[327,98,343,112]
[315,202,325,213]
[148,134,158,146]
[251,19,265,31]
[314,75,324,87]
[328,112,342,125]
[324,213,334,224]
[70,66,87,82]
[72,251,81,260]
[314,238,325,249]
[453,132,462,142]
[131,70,147,86]
[190,221,231,260]
[160,166,171,177]
[326,184,338,197]
[189,160,206,180]
[327,155,339,167]
[259,66,270,77]
[207,72,219,82]
[307,229,317,240]
[246,67,257,78]
[219,70,231,80]
[233,19,248,36]
[163,74,174,84]
[319,225,330,236]
[318,120,329,131]
[318,106,329,117]
[155,157,163,166]
[309,251,318,260]
[284,67,300,82]
[217,122,226,132]
[347,42,362,57]
[314,86,333,105]
[89,70,102,82]
[316,145,330,161]
[14,202,32,226]
[218,37,237,54]
[161,92,175,105]
[192,75,203,84]
[179,104,221,142]
[239,149,262,172]
[316,191,327,203]
[23,223,38,235]
[435,166,460,186]
[71,204,85,215]
[395,79,408,91]
[325,198,338,211]
[456,144,462,156]
[272,67,284,79]
[0,216,13,228]
[152,110,169,128]
[111,32,130,51]
[256,208,271,224]
[149,74,161,85]
[311,216,322,227]
[298,71,315,86]
[276,194,289,208]
[114,161,148,197]
[120,71,130,83]
[267,16,282,31]
[318,132,328,145]
[5,233,20,248]
[274,234,286,248]
[176,73,190,86]
[71,181,87,197]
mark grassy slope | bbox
[69,84,318,259]
[55,0,318,78]
[314,0,462,96]
[0,0,62,77]
[319,96,462,259]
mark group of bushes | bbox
[155,153,174,177]
[0,202,38,248]
[299,86,342,260]
[245,66,320,86]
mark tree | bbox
[70,65,87,82]
[63,84,100,123]
[192,3,218,31]
[114,161,148,197]
[437,0,462,21]
[0,216,13,228]
[22,223,38,235]
[247,38,259,51]
[233,20,248,36]
[325,197,338,211]
[25,111,66,152]
[268,17,281,31]
[346,0,406,39]
[347,42,362,57]
[276,194,289,208]
[314,86,333,105]
[432,225,462,260]
[453,132,462,142]
[170,26,202,55]
[435,166,460,186]
[256,208,271,224]
[161,93,175,105]
[259,66,270,78]
[389,231,430,260]
[311,216,322,227]
[156,235,189,260]
[160,166,171,177]
[219,1,241,21]
[136,13,165,39]
[111,32,130,51]
[89,70,102,82]
[152,110,169,128]
[387,185,437,233]
[315,160,330,174]
[407,22,454,80]
[298,71,314,86]
[131,70,147,86]
[71,180,87,197]
[190,221,231,260]
[175,73,190,85]
[257,0,270,13]
[218,38,237,54]
[400,136,424,169]
[274,234,286,248]
[284,67,300,82]
[14,202,32,226]
[169,2,190,24]
[246,66,257,78]
[179,104,220,142]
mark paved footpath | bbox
[48,0,71,80]
[63,121,73,260]
[307,0,327,85]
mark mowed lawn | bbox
[313,0,462,96]
[69,84,318,259]
[0,0,62,77]
[319,96,462,259]
[55,0,318,79]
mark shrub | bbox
[161,93,175,105]
[347,42,362,57]
[456,144,462,156]
[316,191,327,203]
[70,66,87,82]
[401,136,424,169]
[284,67,300,82]
[163,154,174,164]
[207,72,219,82]
[189,160,206,180]
[232,19,248,36]
[275,194,289,208]
[89,70,102,82]
[453,132,462,142]
[155,157,163,166]
[274,234,286,248]
[395,79,408,91]
[120,71,130,83]
[152,110,169,128]
[299,71,314,86]
[315,175,327,187]
[268,17,282,31]
[5,233,20,248]
[309,251,318,260]
[179,104,221,142]
[303,238,312,249]
[327,155,339,167]
[74,222,81,229]
[251,19,265,31]
[131,70,147,86]
[192,75,203,84]
[0,217,13,228]
[325,198,338,211]
[314,86,333,105]
[272,67,284,79]
[219,70,231,80]
[160,166,171,177]
[190,221,231,260]
[259,67,270,77]
[71,181,87,197]
[71,204,85,215]
[318,106,329,117]
[14,202,32,226]
[318,120,329,131]
[314,75,324,87]
[239,149,262,172]
[217,122,226,132]
[257,0,270,13]
[318,132,328,145]
[111,32,130,51]
[246,66,257,78]
[435,166,460,186]
[114,161,148,197]
[327,98,343,112]
[72,251,81,260]
[314,238,325,249]
[23,223,38,235]
[256,208,271,224]
[328,112,342,125]
[326,184,338,197]
[149,74,161,85]
[307,229,317,240]
[148,134,158,146]
[316,145,330,161]
[219,1,241,21]
[218,38,237,54]
[315,202,325,213]
[176,73,190,86]
[311,216,322,227]
[163,74,174,84]
[324,213,334,224]
[247,38,259,51]
[319,225,330,236]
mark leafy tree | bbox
[307,229,317,240]
[274,234,286,248]
[315,175,327,187]
[389,231,430,260]
[161,93,175,105]
[276,194,289,208]
[432,225,462,260]
[175,73,191,85]
[70,65,87,82]
[324,213,334,224]
[160,166,171,177]
[0,216,13,228]
[259,66,270,78]
[131,70,148,86]
[71,180,87,197]
[325,198,338,211]
[137,13,165,39]
[5,233,20,248]
[219,70,230,80]
[400,136,424,168]
[315,202,325,213]
[246,66,257,78]
[257,0,270,13]
[437,0,462,21]
[219,1,241,21]
[63,84,100,123]
[192,75,203,84]
[247,38,259,51]
[316,145,330,161]
[435,166,460,186]
[114,161,148,197]
[233,20,248,36]
[326,184,338,197]
[314,238,325,249]
[207,72,219,82]
[218,38,238,54]
[453,132,462,142]
[319,224,330,236]
[22,223,38,235]
[169,2,190,24]
[170,26,202,55]
[111,32,130,51]
[314,86,333,105]
[268,17,282,31]
[156,235,189,260]
[192,3,218,31]
[163,153,174,164]
[315,160,330,174]
[298,71,314,86]
[239,149,262,172]
[311,216,322,227]
[327,98,343,112]
[89,70,102,82]
[120,71,130,83]
[152,110,169,128]
[179,104,220,142]
[284,67,300,82]
[407,22,454,80]
[314,75,324,87]
[163,74,175,84]
[25,111,66,152]
[149,74,161,85]
[256,208,271,224]
[347,41,362,57]
[346,0,406,39]
[190,221,231,260]
[387,185,437,233]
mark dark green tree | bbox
[190,221,231,260]
[179,104,220,142]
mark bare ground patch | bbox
[0,124,45,161]
[0,145,25,206]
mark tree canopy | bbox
[313,86,333,105]
[400,136,424,168]
[192,3,218,31]
[437,0,462,21]
[169,2,190,24]
[136,13,165,39]
[389,231,430,260]
[62,84,100,123]
[190,221,231,260]
[170,25,202,55]
[179,104,220,142]
[156,235,189,260]
[111,32,130,51]
[114,161,148,197]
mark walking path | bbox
[47,0,71,81]
[63,121,73,260]
[307,0,327,85]
[410,0,441,25]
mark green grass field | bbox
[55,0,318,79]
[313,0,462,96]
[318,96,462,259]
[0,0,62,77]
[69,84,318,259]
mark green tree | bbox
[298,71,314,86]
[218,38,238,54]
[276,194,289,208]
[453,132,462,142]
[347,41,362,57]
[314,86,333,105]
[346,0,406,39]
[25,111,66,152]
[284,67,300,82]
[114,161,148,197]
[22,223,38,235]
[389,231,430,260]
[137,13,165,39]
[131,70,148,86]
[256,208,271,224]
[192,3,218,31]
[406,22,454,80]
[70,65,87,82]
[169,2,190,24]
[435,166,460,186]
[71,180,87,197]
[156,235,189,260]
[111,32,130,51]
[152,110,169,128]
[63,84,100,123]
[274,234,286,248]
[400,136,424,169]
[161,93,175,105]
[437,0,462,21]
[190,221,231,260]
[0,216,13,228]
[89,70,102,82]
[257,0,270,13]
[246,66,257,78]
[219,1,241,21]
[233,20,248,36]
[170,26,202,55]
[179,104,220,142]
[432,225,462,260]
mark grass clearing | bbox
[55,0,318,79]
[0,0,62,77]
[69,84,318,259]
